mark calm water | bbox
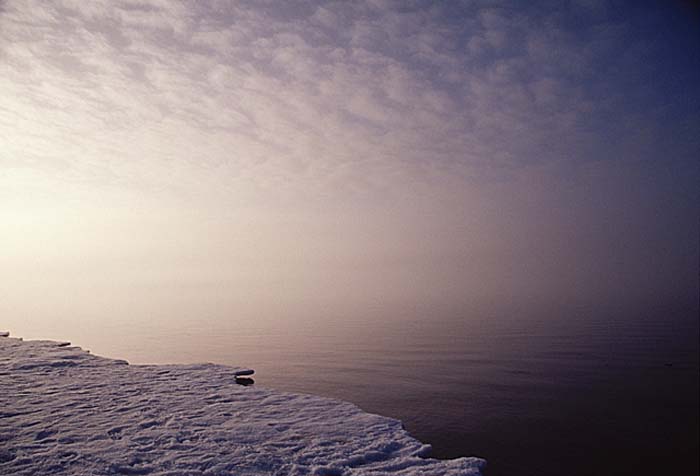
[6,301,698,475]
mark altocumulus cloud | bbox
[0,1,698,312]
[1,0,697,203]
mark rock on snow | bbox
[0,336,485,475]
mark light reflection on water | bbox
[6,302,698,476]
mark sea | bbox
[5,299,698,476]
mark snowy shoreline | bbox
[1,333,485,475]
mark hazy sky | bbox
[1,1,698,332]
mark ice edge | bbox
[0,333,486,475]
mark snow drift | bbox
[0,334,485,475]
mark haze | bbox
[1,1,698,348]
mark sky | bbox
[1,0,698,334]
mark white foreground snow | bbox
[1,335,485,475]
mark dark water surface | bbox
[8,301,698,475]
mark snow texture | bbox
[1,334,485,475]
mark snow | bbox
[0,334,485,475]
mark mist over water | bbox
[3,159,699,476]
[2,157,698,476]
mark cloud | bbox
[0,0,697,207]
[0,0,697,319]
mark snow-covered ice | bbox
[0,334,485,475]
